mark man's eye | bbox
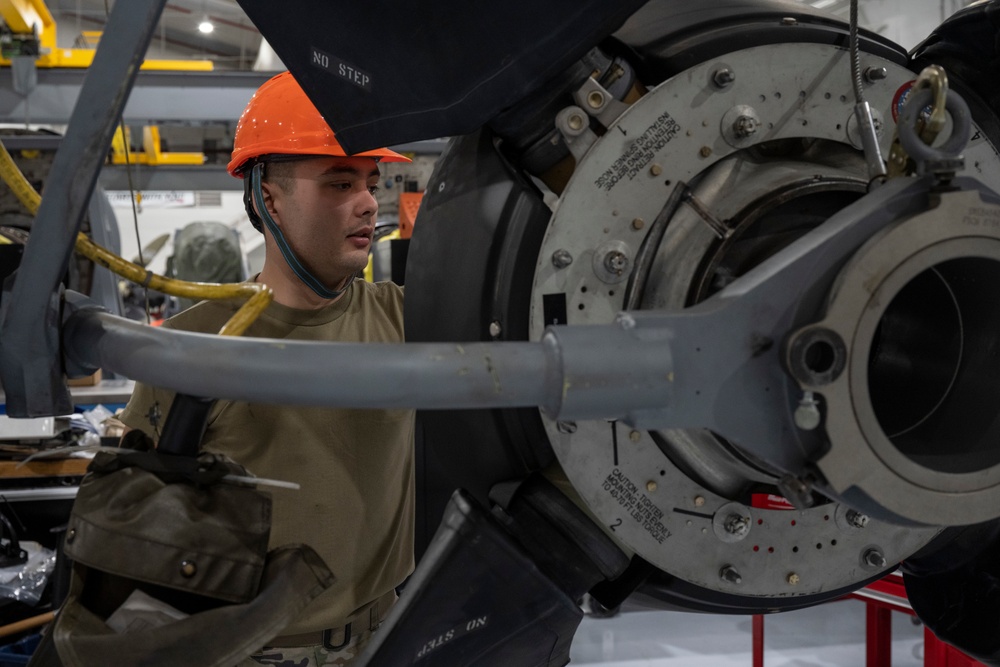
[368,185,380,195]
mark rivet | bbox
[587,90,605,109]
[180,560,197,578]
[713,68,736,88]
[631,218,645,230]
[646,481,657,492]
[649,164,663,176]
[629,430,642,443]
[551,249,573,269]
[65,528,76,544]
[694,495,706,507]
[699,146,712,158]
[863,66,888,83]
[863,548,887,569]
[787,573,800,585]
[846,509,869,529]
[488,321,502,338]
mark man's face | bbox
[265,156,381,290]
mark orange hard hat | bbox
[227,71,409,177]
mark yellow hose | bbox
[0,139,271,337]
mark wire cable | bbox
[0,139,272,338]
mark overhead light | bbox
[198,20,214,34]
[812,0,839,7]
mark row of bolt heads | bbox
[720,510,883,587]
[724,508,869,538]
[719,547,886,586]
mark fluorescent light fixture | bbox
[812,0,838,7]
[198,20,214,34]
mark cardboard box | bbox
[67,368,102,387]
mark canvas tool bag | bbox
[27,450,334,667]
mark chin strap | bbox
[249,162,352,300]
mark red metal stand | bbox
[751,571,988,666]
[752,614,764,667]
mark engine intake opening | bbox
[868,257,1000,474]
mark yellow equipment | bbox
[0,0,213,70]
[110,126,206,166]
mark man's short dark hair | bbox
[262,160,297,193]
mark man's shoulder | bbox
[355,280,404,307]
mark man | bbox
[118,70,415,666]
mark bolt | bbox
[180,560,198,578]
[733,114,760,138]
[724,513,750,537]
[488,321,502,337]
[787,573,801,585]
[777,474,815,509]
[699,146,712,158]
[863,548,887,569]
[649,163,663,177]
[629,430,642,443]
[556,421,577,434]
[617,313,636,330]
[713,68,736,88]
[694,496,706,507]
[551,248,573,269]
[66,528,76,544]
[781,17,798,26]
[603,250,629,276]
[646,481,657,492]
[720,565,742,585]
[587,90,605,109]
[846,509,869,529]
[794,391,822,431]
[567,113,586,131]
[864,66,888,83]
[631,217,645,230]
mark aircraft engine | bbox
[405,0,1000,617]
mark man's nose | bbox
[358,188,378,217]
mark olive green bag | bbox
[28,450,334,667]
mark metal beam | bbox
[0,0,168,417]
[100,164,238,190]
[0,68,273,125]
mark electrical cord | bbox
[0,138,272,337]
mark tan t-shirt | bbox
[118,280,415,635]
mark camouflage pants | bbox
[236,591,395,667]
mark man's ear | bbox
[256,180,281,227]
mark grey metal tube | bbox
[61,305,678,423]
[64,308,553,410]
[0,0,168,417]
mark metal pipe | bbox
[63,306,552,411]
[0,0,168,417]
[61,299,676,423]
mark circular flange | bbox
[812,188,1000,525]
[529,41,969,597]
